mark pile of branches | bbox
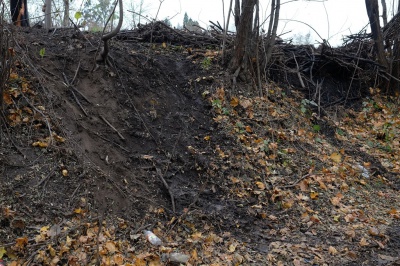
[117,21,232,48]
[115,21,391,107]
[267,37,383,107]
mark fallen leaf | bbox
[359,237,369,246]
[228,243,237,253]
[105,241,117,253]
[310,191,319,200]
[230,97,239,107]
[368,227,380,236]
[330,152,342,163]
[255,181,265,190]
[347,251,357,259]
[328,246,338,255]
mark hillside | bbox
[0,26,399,265]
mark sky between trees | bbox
[21,0,400,46]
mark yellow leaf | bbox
[228,243,237,253]
[32,141,49,148]
[333,215,340,222]
[255,181,265,190]
[204,135,211,141]
[230,97,239,107]
[282,199,294,209]
[310,191,319,200]
[53,134,66,143]
[162,42,167,48]
[0,246,6,259]
[330,152,342,163]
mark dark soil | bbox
[1,27,399,266]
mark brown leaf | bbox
[330,152,342,163]
[328,246,338,255]
[359,237,369,247]
[105,241,117,253]
[3,93,13,105]
[240,99,252,109]
[230,97,239,107]
[347,251,357,259]
[368,227,380,236]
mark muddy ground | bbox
[0,26,400,265]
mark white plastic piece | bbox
[355,164,370,178]
[143,230,162,246]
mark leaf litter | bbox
[0,27,399,265]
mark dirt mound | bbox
[1,26,400,265]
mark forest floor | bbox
[0,27,400,266]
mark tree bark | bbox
[265,0,280,65]
[365,0,388,69]
[63,0,69,27]
[381,0,388,26]
[45,0,52,28]
[234,0,240,30]
[231,0,256,71]
[10,0,29,26]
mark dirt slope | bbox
[0,27,400,265]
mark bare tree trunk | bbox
[222,0,233,65]
[45,0,52,28]
[365,0,388,69]
[388,0,400,94]
[234,0,240,30]
[254,0,262,95]
[265,0,280,65]
[381,0,388,26]
[63,0,69,27]
[231,0,256,71]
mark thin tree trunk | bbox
[381,0,388,26]
[265,0,280,65]
[234,0,240,30]
[45,0,52,28]
[63,0,69,27]
[365,0,388,69]
[222,0,233,65]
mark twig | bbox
[155,167,176,213]
[41,66,56,77]
[276,174,310,189]
[71,60,81,84]
[71,90,89,116]
[91,129,130,152]
[100,115,125,140]
[62,72,92,103]
[292,52,305,88]
[68,18,94,47]
[35,168,56,187]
